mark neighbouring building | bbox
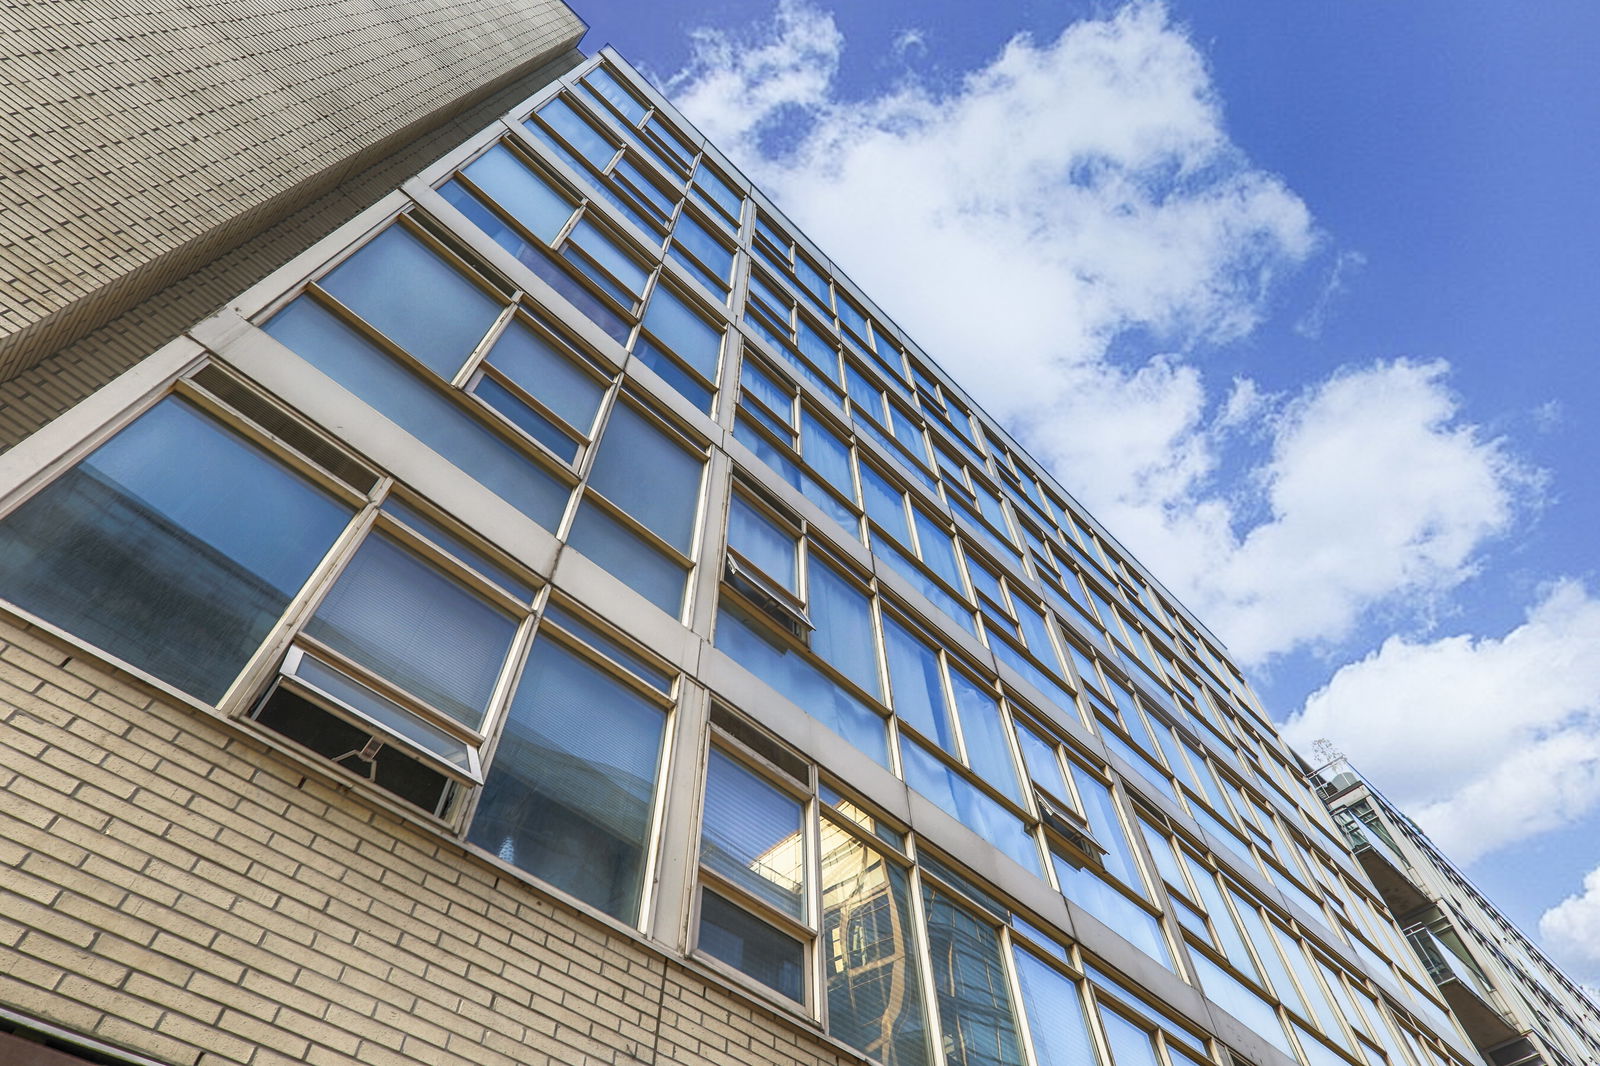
[1,20,1596,1066]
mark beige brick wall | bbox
[0,611,863,1066]
[0,46,586,452]
[0,0,586,383]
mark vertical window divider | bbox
[450,296,521,389]
[216,487,385,718]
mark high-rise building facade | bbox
[0,30,1594,1066]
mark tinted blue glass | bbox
[1013,950,1097,1066]
[589,404,702,551]
[381,498,535,602]
[437,181,633,345]
[304,532,517,729]
[732,421,859,535]
[860,465,909,545]
[739,358,793,421]
[264,300,571,529]
[796,318,835,374]
[473,375,578,461]
[882,615,952,748]
[613,154,677,222]
[1069,766,1143,893]
[844,362,883,415]
[799,413,855,500]
[0,398,349,702]
[1053,857,1174,971]
[912,510,962,588]
[483,318,605,434]
[728,495,796,591]
[808,559,879,698]
[584,66,647,124]
[699,889,805,1001]
[1015,721,1069,798]
[641,285,722,379]
[837,296,869,339]
[875,539,978,637]
[468,637,664,920]
[534,97,615,169]
[462,144,573,242]
[541,604,672,692]
[902,740,1040,876]
[568,503,687,615]
[320,225,501,380]
[949,670,1022,802]
[715,605,887,766]
[692,163,742,221]
[671,212,733,281]
[567,219,648,298]
[634,336,714,412]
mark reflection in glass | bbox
[922,885,1026,1066]
[701,749,805,918]
[468,638,666,920]
[1012,949,1097,1066]
[821,820,932,1066]
[304,532,517,729]
[0,398,350,702]
[728,495,797,592]
[320,225,501,380]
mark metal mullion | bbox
[449,296,521,389]
[697,867,815,943]
[468,364,587,467]
[214,498,382,718]
[369,509,530,617]
[292,633,487,749]
[302,287,580,488]
[579,486,696,568]
[170,379,369,510]
[395,209,517,302]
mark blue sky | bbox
[573,1,1600,977]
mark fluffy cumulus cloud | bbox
[661,1,1541,669]
[1541,865,1600,982]
[1282,580,1600,863]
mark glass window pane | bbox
[1069,766,1143,893]
[902,740,1040,877]
[567,219,649,297]
[741,358,793,420]
[483,319,604,435]
[634,336,714,413]
[589,404,703,551]
[820,820,933,1066]
[462,144,573,243]
[438,181,634,346]
[304,532,517,730]
[540,604,672,693]
[472,375,578,461]
[584,66,647,124]
[698,889,805,1001]
[265,299,572,529]
[381,498,535,603]
[641,284,723,380]
[728,495,797,592]
[702,749,805,918]
[0,397,350,702]
[567,502,688,614]
[1013,949,1097,1066]
[861,465,909,545]
[1100,1009,1160,1066]
[912,510,961,588]
[672,212,733,282]
[534,97,615,169]
[882,616,953,749]
[921,885,1026,1066]
[1015,721,1069,799]
[716,604,887,767]
[468,637,665,920]
[800,412,855,500]
[1052,857,1174,971]
[808,559,880,698]
[949,670,1022,803]
[320,225,501,380]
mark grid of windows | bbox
[0,49,1516,1066]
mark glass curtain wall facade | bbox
[0,46,1593,1066]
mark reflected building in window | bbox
[0,27,1596,1066]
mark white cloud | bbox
[1541,865,1600,982]
[664,2,1541,667]
[1283,579,1600,863]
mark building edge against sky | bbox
[0,14,1596,1066]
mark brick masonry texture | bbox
[0,44,586,452]
[0,612,866,1065]
[0,0,585,384]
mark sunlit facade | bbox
[0,43,1594,1066]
